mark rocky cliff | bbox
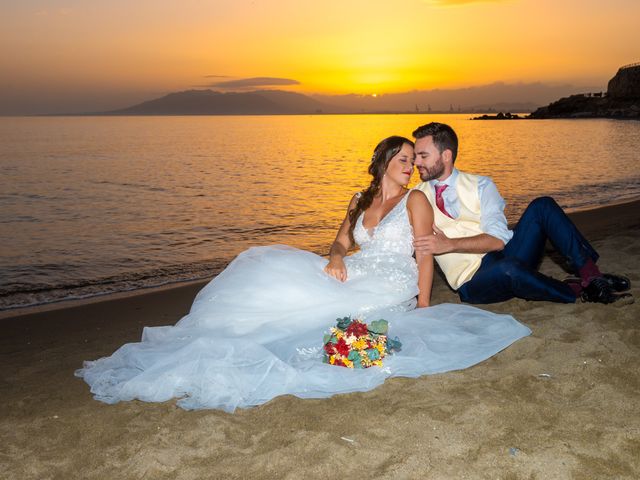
[529,63,640,119]
[608,64,640,99]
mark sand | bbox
[1,201,639,479]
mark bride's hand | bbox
[324,258,348,282]
[417,297,430,308]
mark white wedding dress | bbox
[76,193,531,412]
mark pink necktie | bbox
[435,184,453,218]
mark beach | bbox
[1,200,639,479]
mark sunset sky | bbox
[1,0,638,114]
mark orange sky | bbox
[1,0,638,113]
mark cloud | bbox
[203,75,230,78]
[205,77,300,89]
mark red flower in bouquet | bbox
[346,321,369,337]
[335,338,350,357]
[324,342,336,355]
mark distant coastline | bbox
[11,70,636,118]
[31,82,601,117]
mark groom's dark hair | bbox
[412,122,458,163]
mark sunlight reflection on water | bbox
[1,114,639,309]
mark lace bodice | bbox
[344,191,418,304]
[353,191,414,256]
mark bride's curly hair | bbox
[348,136,414,242]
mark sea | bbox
[1,114,640,313]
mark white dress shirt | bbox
[427,168,513,245]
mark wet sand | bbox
[1,200,639,479]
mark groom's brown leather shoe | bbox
[581,277,634,305]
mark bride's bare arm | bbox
[407,190,435,307]
[324,194,358,282]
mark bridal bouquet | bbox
[322,316,402,368]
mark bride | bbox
[76,136,530,412]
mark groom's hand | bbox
[413,225,453,255]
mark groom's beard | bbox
[418,158,445,181]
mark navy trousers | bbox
[458,196,599,304]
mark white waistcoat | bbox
[415,172,485,290]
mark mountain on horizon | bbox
[90,82,602,116]
[99,89,334,115]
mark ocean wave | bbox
[0,260,230,311]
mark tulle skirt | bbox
[76,246,531,412]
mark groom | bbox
[412,122,632,305]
